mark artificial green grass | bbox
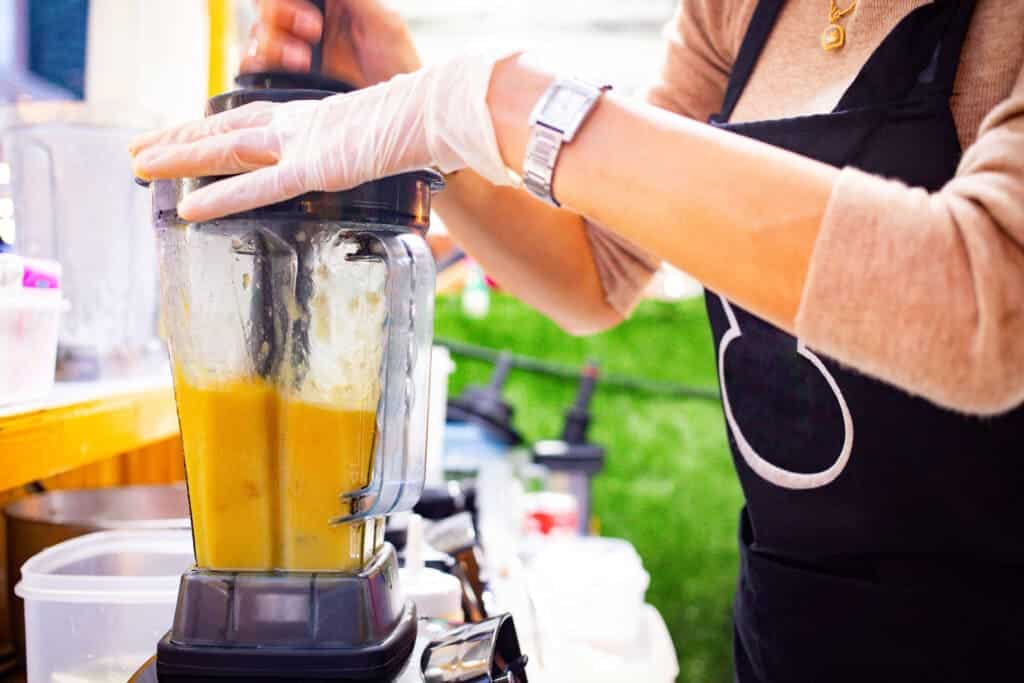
[435,293,743,683]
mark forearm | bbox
[487,54,838,332]
[433,169,622,334]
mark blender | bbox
[131,6,528,680]
[444,353,524,478]
[533,362,605,536]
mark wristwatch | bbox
[523,78,611,207]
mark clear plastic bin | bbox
[0,289,66,404]
[15,530,194,683]
[2,102,160,379]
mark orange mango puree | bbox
[175,378,380,572]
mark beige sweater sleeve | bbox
[795,64,1024,416]
[584,0,748,317]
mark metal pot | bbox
[4,485,190,661]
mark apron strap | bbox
[833,0,977,112]
[717,0,976,122]
[933,0,977,94]
[712,0,785,124]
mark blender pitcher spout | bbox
[330,486,380,526]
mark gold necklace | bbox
[822,0,857,51]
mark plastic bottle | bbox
[461,262,490,319]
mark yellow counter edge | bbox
[0,387,179,490]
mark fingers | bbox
[239,0,323,74]
[132,127,282,181]
[260,0,322,42]
[128,102,275,157]
[177,164,307,222]
[242,23,313,73]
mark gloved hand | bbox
[129,51,517,222]
[242,0,420,88]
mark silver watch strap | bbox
[522,123,565,207]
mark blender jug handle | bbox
[331,231,435,524]
[4,133,58,267]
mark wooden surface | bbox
[0,374,179,490]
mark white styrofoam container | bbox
[15,530,194,683]
[0,289,66,404]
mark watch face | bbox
[544,87,590,125]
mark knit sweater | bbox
[589,0,1024,415]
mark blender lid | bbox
[150,71,444,229]
[206,83,351,115]
[447,353,523,446]
[233,70,355,94]
[446,399,523,446]
[153,168,443,229]
[414,482,472,521]
[532,439,605,475]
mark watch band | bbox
[523,79,610,207]
[523,123,565,207]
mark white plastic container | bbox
[15,530,194,683]
[399,514,463,623]
[0,288,66,404]
[527,537,651,643]
[3,102,161,379]
[532,605,679,683]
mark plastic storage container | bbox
[15,530,194,683]
[525,537,677,683]
[5,485,191,660]
[533,605,679,683]
[0,288,66,404]
[527,537,650,643]
[3,102,160,379]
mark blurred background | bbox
[0,1,739,681]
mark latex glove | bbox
[242,0,420,88]
[130,51,516,222]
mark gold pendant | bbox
[821,22,846,51]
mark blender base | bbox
[154,544,418,681]
[132,614,531,683]
[154,602,418,682]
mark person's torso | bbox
[705,2,1024,680]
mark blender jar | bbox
[2,102,160,378]
[153,173,438,574]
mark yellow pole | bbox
[207,0,234,97]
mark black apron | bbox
[706,2,1024,681]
